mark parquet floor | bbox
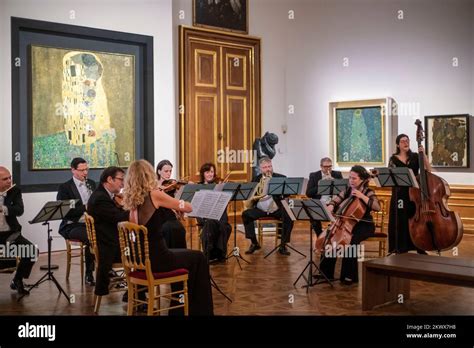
[1,227,473,316]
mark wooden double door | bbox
[179,26,261,182]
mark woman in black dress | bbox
[123,160,213,315]
[318,166,380,285]
[197,163,232,262]
[388,134,431,254]
[155,159,187,248]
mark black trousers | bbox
[0,231,36,280]
[59,223,95,274]
[319,222,374,282]
[242,207,294,244]
[94,244,121,296]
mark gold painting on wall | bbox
[30,45,136,170]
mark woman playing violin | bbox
[197,163,232,262]
[155,160,187,248]
[317,165,380,285]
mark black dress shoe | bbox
[85,273,95,286]
[245,243,261,254]
[10,278,30,295]
[278,245,291,256]
[340,278,356,286]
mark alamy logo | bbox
[18,322,56,341]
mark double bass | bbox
[408,120,463,251]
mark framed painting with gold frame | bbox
[193,0,248,34]
[425,114,470,168]
[329,98,394,167]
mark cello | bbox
[315,181,372,252]
[408,119,463,251]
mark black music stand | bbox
[317,178,349,197]
[222,182,257,270]
[187,189,233,303]
[263,177,307,258]
[373,167,418,254]
[282,199,335,292]
[21,200,78,302]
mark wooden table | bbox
[362,253,474,310]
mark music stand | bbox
[373,167,418,255]
[317,179,349,197]
[187,189,233,303]
[222,182,257,270]
[282,199,335,292]
[264,177,307,258]
[20,200,78,302]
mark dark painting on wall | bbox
[194,0,248,34]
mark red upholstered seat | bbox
[373,232,387,238]
[130,268,189,280]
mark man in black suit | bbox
[243,157,294,255]
[306,157,343,235]
[87,166,129,297]
[57,157,96,285]
[0,166,37,295]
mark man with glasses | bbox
[306,157,343,236]
[57,157,96,285]
[87,166,129,298]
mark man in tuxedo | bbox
[0,166,37,295]
[87,166,129,297]
[242,157,294,256]
[57,157,96,285]
[306,157,343,235]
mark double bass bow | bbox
[408,120,463,252]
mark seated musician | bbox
[242,157,294,255]
[0,166,37,295]
[306,157,343,236]
[56,157,96,285]
[87,166,129,298]
[197,163,232,262]
[156,160,187,248]
[316,165,380,285]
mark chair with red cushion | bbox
[117,222,189,316]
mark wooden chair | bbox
[364,199,388,258]
[65,239,85,282]
[85,213,126,313]
[118,222,189,316]
[256,217,282,247]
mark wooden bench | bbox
[362,253,474,310]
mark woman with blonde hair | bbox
[122,159,213,315]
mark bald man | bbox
[0,166,37,295]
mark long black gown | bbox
[387,152,419,253]
[160,188,187,248]
[138,194,213,315]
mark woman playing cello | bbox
[316,165,380,285]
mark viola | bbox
[408,120,463,251]
[160,179,188,193]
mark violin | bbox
[408,120,463,251]
[214,171,232,184]
[160,179,188,193]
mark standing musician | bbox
[317,165,380,285]
[0,166,37,295]
[306,157,343,236]
[197,163,232,262]
[57,157,96,285]
[388,134,431,254]
[87,166,129,298]
[156,160,187,248]
[242,157,294,256]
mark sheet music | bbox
[188,190,232,220]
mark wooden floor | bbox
[1,227,473,316]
